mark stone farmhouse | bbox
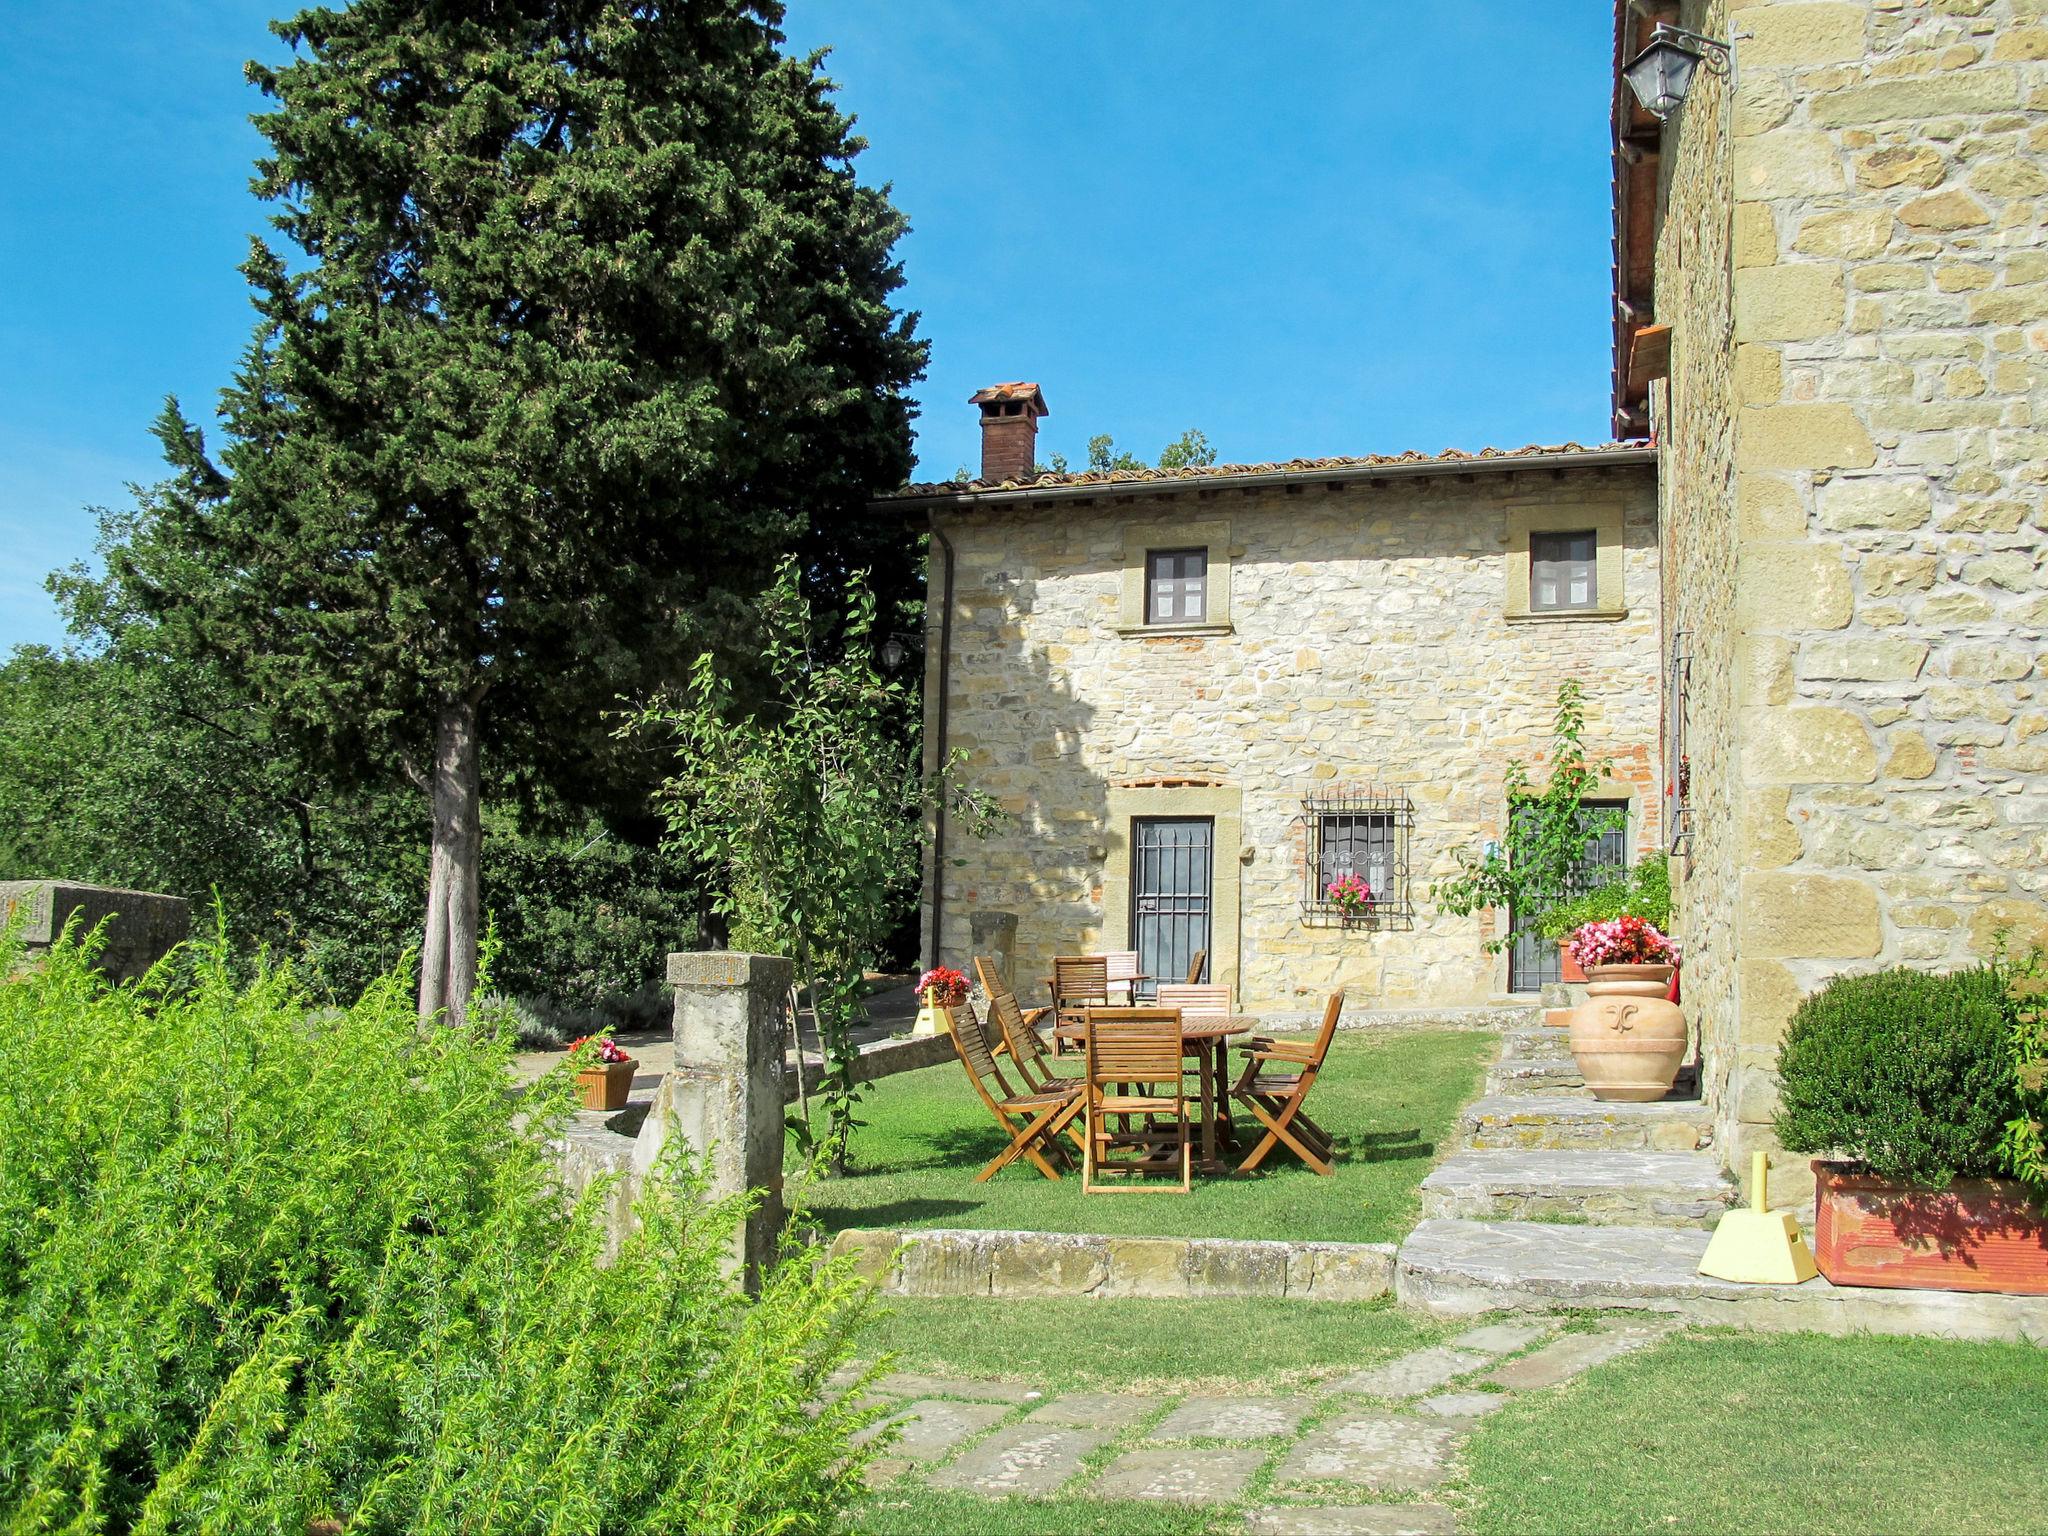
[880,0,2048,1203]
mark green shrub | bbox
[1776,964,2022,1188]
[1537,856,1673,941]
[0,927,882,1534]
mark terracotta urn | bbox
[1568,963,1687,1102]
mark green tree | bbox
[634,557,993,1171]
[1157,427,1218,468]
[124,1,925,1023]
[1028,427,1217,477]
[1433,680,1625,953]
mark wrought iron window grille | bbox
[1301,786,1415,929]
[1666,629,1693,856]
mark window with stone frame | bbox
[1530,529,1598,611]
[1303,787,1414,926]
[1145,548,1208,624]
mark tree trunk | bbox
[417,697,483,1026]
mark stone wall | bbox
[0,880,190,983]
[924,465,1662,1012]
[1654,0,2048,1198]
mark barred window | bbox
[1304,787,1414,926]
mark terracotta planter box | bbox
[1811,1160,2048,1296]
[575,1058,637,1112]
[1557,942,1587,985]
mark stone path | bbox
[855,1316,1679,1529]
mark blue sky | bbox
[1,1,1618,652]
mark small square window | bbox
[1302,787,1414,926]
[1531,530,1597,612]
[1145,548,1207,624]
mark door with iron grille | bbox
[1131,817,1212,997]
[1507,801,1631,993]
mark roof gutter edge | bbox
[871,446,1658,513]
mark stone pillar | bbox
[1,881,190,983]
[967,909,1018,998]
[635,951,790,1284]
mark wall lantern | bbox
[880,636,910,670]
[1623,24,1734,122]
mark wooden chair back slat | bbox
[1083,1007,1185,1084]
[1052,955,1110,1007]
[1103,950,1141,1002]
[1184,948,1208,986]
[1307,988,1345,1065]
[948,1001,1007,1087]
[1155,983,1231,1026]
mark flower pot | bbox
[575,1058,636,1112]
[1567,963,1687,1103]
[1811,1160,2048,1295]
[1557,941,1587,985]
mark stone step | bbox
[1486,1055,1586,1094]
[1498,1026,1572,1063]
[1488,1057,1701,1101]
[1460,1092,1714,1152]
[1393,1219,2048,1343]
[1419,1150,1737,1227]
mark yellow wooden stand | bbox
[910,985,951,1038]
[1697,1150,1819,1285]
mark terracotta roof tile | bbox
[881,439,1652,501]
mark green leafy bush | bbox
[0,928,881,1533]
[1536,856,1672,941]
[1776,964,2023,1188]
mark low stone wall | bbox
[1,880,189,982]
[787,1030,957,1105]
[828,1226,1397,1303]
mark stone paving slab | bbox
[869,1371,1040,1403]
[1149,1395,1314,1441]
[1273,1412,1463,1493]
[929,1424,1113,1495]
[855,1399,1010,1460]
[1329,1346,1490,1398]
[1448,1318,1557,1354]
[1415,1388,1510,1419]
[1025,1391,1167,1428]
[1090,1446,1267,1503]
[1481,1325,1671,1392]
[1242,1505,1460,1536]
[1396,1218,2048,1342]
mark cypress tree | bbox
[131,0,925,1020]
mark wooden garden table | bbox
[1053,1014,1256,1174]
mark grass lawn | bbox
[854,1293,1449,1394]
[795,1028,1493,1244]
[844,1301,2048,1536]
[1459,1329,2048,1536]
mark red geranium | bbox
[918,966,970,1006]
[568,1035,632,1064]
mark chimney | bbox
[968,381,1049,483]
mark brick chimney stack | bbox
[969,382,1049,483]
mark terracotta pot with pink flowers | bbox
[1564,917,1688,1103]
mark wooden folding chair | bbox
[1155,983,1231,1026]
[976,957,1069,1091]
[946,1002,1083,1182]
[1050,954,1111,1055]
[1184,948,1208,986]
[1052,955,1110,1020]
[1103,950,1142,1003]
[1228,989,1344,1175]
[1082,1007,1192,1193]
